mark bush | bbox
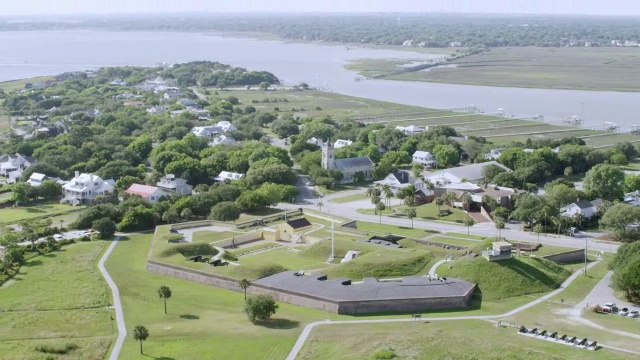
[160,243,218,258]
[79,236,91,242]
[35,343,79,355]
[371,348,397,360]
[222,252,238,262]
[244,294,278,323]
[209,201,241,222]
[92,218,116,239]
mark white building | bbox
[210,135,237,146]
[322,142,374,184]
[192,121,237,139]
[375,172,427,195]
[395,125,426,135]
[561,200,598,219]
[214,171,245,182]
[426,161,512,186]
[483,148,506,161]
[307,137,323,147]
[157,174,192,195]
[61,172,115,206]
[124,184,169,203]
[26,173,47,187]
[334,139,353,149]
[412,151,436,167]
[0,153,34,176]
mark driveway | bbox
[581,271,639,311]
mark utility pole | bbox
[584,236,588,276]
[329,222,335,262]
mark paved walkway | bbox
[98,236,126,360]
[428,259,450,277]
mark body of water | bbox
[2,30,640,129]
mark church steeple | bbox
[322,141,335,170]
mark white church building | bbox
[322,142,374,184]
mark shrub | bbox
[35,343,79,355]
[92,218,117,239]
[244,294,278,323]
[79,236,91,242]
[222,252,238,262]
[209,201,241,222]
[160,243,218,258]
[371,348,396,359]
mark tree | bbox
[461,193,473,211]
[600,203,640,242]
[180,207,193,220]
[533,224,543,243]
[317,201,324,212]
[494,217,506,239]
[625,174,640,193]
[371,195,381,214]
[406,208,417,228]
[162,209,179,224]
[564,166,573,177]
[481,164,506,183]
[11,182,30,206]
[259,82,271,91]
[382,185,393,206]
[38,180,62,200]
[133,325,149,354]
[209,202,241,222]
[376,201,386,224]
[463,215,476,236]
[583,164,625,201]
[271,119,299,138]
[432,144,460,167]
[158,286,172,314]
[238,279,252,301]
[92,218,116,239]
[545,183,579,208]
[512,194,546,229]
[411,164,423,178]
[244,294,278,323]
[435,197,445,215]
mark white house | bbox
[124,184,169,203]
[375,171,427,195]
[561,200,598,219]
[146,106,169,115]
[61,172,115,206]
[322,142,374,184]
[191,125,221,139]
[395,125,426,135]
[109,78,127,86]
[177,98,199,109]
[157,174,192,195]
[412,151,436,167]
[0,153,34,176]
[26,173,47,187]
[334,139,353,149]
[307,137,323,147]
[483,148,506,160]
[214,171,245,182]
[210,135,237,146]
[426,161,512,186]
[215,121,237,132]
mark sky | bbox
[1,0,640,17]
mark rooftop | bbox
[286,218,312,230]
[125,183,160,198]
[254,272,476,302]
[335,156,374,170]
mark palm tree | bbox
[494,218,506,240]
[533,224,543,244]
[406,208,417,228]
[371,195,381,214]
[462,193,473,211]
[158,286,172,314]
[382,185,393,207]
[316,201,324,212]
[435,197,445,216]
[572,212,583,228]
[425,180,435,191]
[463,215,476,236]
[238,279,252,301]
[376,201,386,224]
[133,325,149,354]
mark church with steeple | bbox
[322,141,374,184]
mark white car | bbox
[619,308,629,316]
[53,234,63,240]
[629,310,639,318]
[605,302,617,308]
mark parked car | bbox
[629,310,639,318]
[601,306,613,314]
[53,234,63,240]
[620,308,629,316]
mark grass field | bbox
[329,192,369,203]
[0,202,82,224]
[347,47,640,92]
[352,221,437,238]
[297,320,630,360]
[360,202,467,224]
[0,76,55,92]
[0,241,113,360]
[105,232,353,360]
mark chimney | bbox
[90,174,94,184]
[75,171,79,178]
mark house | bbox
[109,78,127,86]
[277,218,313,242]
[590,198,605,211]
[210,135,237,146]
[214,171,245,182]
[562,200,598,219]
[414,189,435,204]
[215,121,237,132]
[61,172,115,206]
[163,90,187,100]
[426,161,512,186]
[482,242,512,262]
[483,148,506,161]
[438,182,520,210]
[334,139,353,149]
[375,171,427,195]
[26,173,50,187]
[157,174,192,195]
[124,184,169,203]
[307,137,323,147]
[322,142,374,184]
[395,125,426,135]
[146,106,169,115]
[123,100,145,107]
[625,191,640,206]
[177,98,200,109]
[412,151,436,167]
[192,125,222,139]
[0,153,34,176]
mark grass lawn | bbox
[427,235,480,247]
[360,203,468,224]
[0,241,113,360]
[105,232,352,360]
[228,242,282,256]
[0,76,55,92]
[0,202,82,224]
[193,230,241,243]
[297,320,630,360]
[582,311,640,336]
[352,221,438,239]
[329,192,369,203]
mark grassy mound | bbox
[230,263,287,280]
[160,243,219,258]
[299,239,381,261]
[324,250,432,280]
[439,256,571,301]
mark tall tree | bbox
[133,325,149,354]
[238,279,252,301]
[462,215,476,236]
[158,286,172,314]
[406,208,417,229]
[494,218,506,240]
[376,201,386,224]
[583,164,625,201]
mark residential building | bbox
[426,161,512,186]
[163,90,187,100]
[214,171,245,182]
[177,98,200,109]
[334,139,353,149]
[61,172,115,206]
[412,150,436,167]
[146,106,169,115]
[123,100,145,107]
[561,200,598,219]
[192,125,221,139]
[395,125,426,135]
[483,148,506,161]
[625,191,640,206]
[109,78,127,86]
[437,182,520,210]
[307,137,323,147]
[215,121,237,132]
[124,184,169,203]
[210,135,237,146]
[26,173,48,187]
[0,153,34,176]
[375,171,427,195]
[322,142,374,184]
[157,174,192,195]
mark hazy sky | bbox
[2,0,640,17]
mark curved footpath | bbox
[98,236,126,360]
[285,259,639,360]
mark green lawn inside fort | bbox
[0,241,114,360]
